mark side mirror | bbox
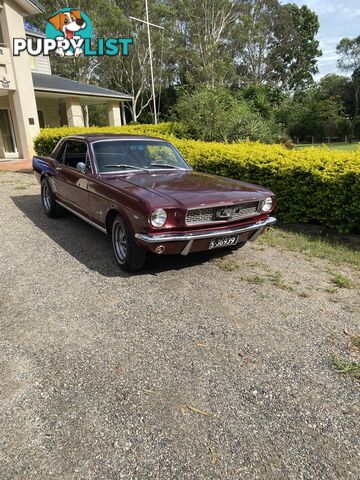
[76,162,86,173]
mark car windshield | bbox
[92,140,190,173]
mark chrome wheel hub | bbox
[113,222,127,263]
[42,184,51,211]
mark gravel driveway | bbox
[0,172,359,480]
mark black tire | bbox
[112,215,147,272]
[41,177,65,218]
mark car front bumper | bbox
[135,216,277,255]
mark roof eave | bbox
[34,86,133,101]
[26,0,44,13]
[15,0,44,15]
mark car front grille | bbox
[185,201,260,225]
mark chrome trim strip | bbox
[55,200,108,234]
[135,217,276,243]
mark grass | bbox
[331,273,353,289]
[333,355,360,379]
[244,275,266,285]
[295,142,360,152]
[212,256,238,272]
[351,334,360,350]
[333,333,360,380]
[325,287,337,294]
[260,228,360,269]
[268,271,294,291]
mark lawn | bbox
[260,227,360,269]
[295,142,360,151]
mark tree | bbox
[95,0,177,122]
[170,0,240,88]
[337,36,360,141]
[276,4,321,91]
[233,0,321,91]
[174,86,287,143]
[286,88,350,142]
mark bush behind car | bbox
[34,123,360,234]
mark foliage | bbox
[234,1,321,91]
[337,36,360,141]
[170,0,239,88]
[173,87,288,143]
[287,88,351,141]
[33,123,179,156]
[29,0,322,122]
[34,124,360,234]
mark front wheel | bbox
[112,215,147,272]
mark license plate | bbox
[209,235,238,250]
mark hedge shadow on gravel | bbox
[11,194,227,276]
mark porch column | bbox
[65,98,84,127]
[121,102,127,125]
[108,101,122,126]
[2,2,40,158]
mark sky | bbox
[289,0,360,78]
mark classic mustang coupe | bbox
[33,134,276,272]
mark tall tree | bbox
[337,36,360,141]
[96,0,176,122]
[170,0,240,88]
[233,0,321,91]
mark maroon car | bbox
[33,134,276,272]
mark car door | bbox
[53,140,91,218]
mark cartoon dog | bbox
[48,10,86,57]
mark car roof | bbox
[66,134,167,143]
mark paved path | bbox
[0,159,31,172]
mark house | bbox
[0,0,133,161]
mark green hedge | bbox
[34,123,360,234]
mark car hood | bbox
[105,170,273,210]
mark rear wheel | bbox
[112,215,147,272]
[41,177,65,218]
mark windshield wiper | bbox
[104,164,145,171]
[149,163,180,169]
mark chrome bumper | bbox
[135,216,277,244]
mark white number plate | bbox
[209,236,238,250]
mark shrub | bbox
[34,122,178,157]
[173,86,288,144]
[34,124,360,234]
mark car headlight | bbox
[150,208,167,228]
[261,197,273,213]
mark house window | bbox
[38,110,45,129]
[0,21,4,46]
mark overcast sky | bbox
[287,0,360,78]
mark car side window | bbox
[56,142,67,164]
[62,141,88,169]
